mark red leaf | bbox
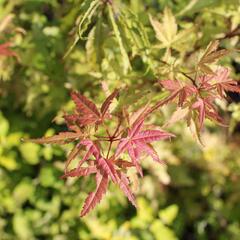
[159,80,198,107]
[214,67,240,96]
[71,91,101,125]
[80,140,101,160]
[137,142,165,164]
[61,166,97,178]
[160,80,180,91]
[97,157,118,183]
[63,114,81,131]
[116,171,137,207]
[132,129,174,142]
[26,132,82,144]
[100,89,119,117]
[128,144,143,177]
[116,119,174,167]
[80,172,109,217]
[205,110,227,127]
[65,143,82,171]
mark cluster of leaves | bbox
[158,41,240,143]
[1,1,240,238]
[23,0,240,217]
[30,89,174,216]
[30,41,240,216]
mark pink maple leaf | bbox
[115,119,174,175]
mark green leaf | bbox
[0,154,18,170]
[108,5,131,74]
[119,8,150,53]
[150,8,194,52]
[64,0,101,58]
[78,0,101,40]
[13,212,33,239]
[150,219,178,240]
[159,204,179,225]
[19,142,40,165]
[39,166,57,187]
[13,178,34,206]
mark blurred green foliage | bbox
[0,0,240,239]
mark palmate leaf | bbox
[69,90,119,126]
[159,79,198,107]
[158,66,234,136]
[198,40,229,74]
[116,118,174,172]
[149,8,177,47]
[71,91,100,121]
[213,67,240,96]
[80,171,109,217]
[190,96,227,132]
[198,67,240,97]
[149,8,194,51]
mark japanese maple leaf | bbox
[80,171,109,217]
[69,90,118,127]
[213,67,240,97]
[0,42,17,57]
[198,67,240,97]
[160,79,198,106]
[191,96,226,130]
[116,170,136,207]
[198,74,215,91]
[75,140,118,181]
[65,139,136,215]
[79,166,137,217]
[98,157,137,207]
[64,139,101,173]
[115,118,174,175]
[198,40,229,75]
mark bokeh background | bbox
[1,0,240,239]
